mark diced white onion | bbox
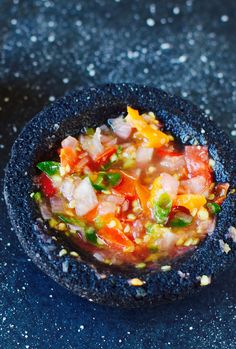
[105,194,125,205]
[108,116,132,139]
[61,136,79,150]
[179,175,207,195]
[60,178,75,201]
[159,155,185,172]
[160,173,179,199]
[74,177,98,216]
[98,201,117,215]
[50,196,65,213]
[39,202,52,220]
[159,231,178,250]
[136,147,154,165]
[80,127,104,160]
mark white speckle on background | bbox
[30,35,37,42]
[173,6,180,15]
[160,42,171,50]
[221,14,229,22]
[178,55,188,63]
[48,34,55,42]
[146,18,155,27]
[11,18,17,25]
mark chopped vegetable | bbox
[126,106,170,148]
[207,202,221,215]
[60,147,78,170]
[174,194,206,212]
[37,161,60,176]
[153,193,172,224]
[37,173,57,197]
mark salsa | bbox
[32,106,229,268]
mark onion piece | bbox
[159,155,185,173]
[105,194,125,205]
[50,196,65,213]
[108,116,132,139]
[60,177,75,201]
[80,127,104,160]
[39,202,52,220]
[74,177,98,216]
[61,136,78,150]
[136,147,154,165]
[160,173,179,199]
[98,201,117,215]
[179,175,207,195]
[159,231,178,251]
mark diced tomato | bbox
[37,173,57,197]
[98,226,134,250]
[60,147,78,170]
[157,148,183,157]
[135,181,150,213]
[185,146,212,184]
[94,146,117,166]
[114,171,137,198]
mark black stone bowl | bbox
[4,83,236,307]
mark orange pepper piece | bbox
[98,226,134,251]
[135,181,150,213]
[174,194,206,212]
[126,106,170,148]
[60,147,78,170]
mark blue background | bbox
[0,0,236,348]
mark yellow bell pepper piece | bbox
[174,194,207,212]
[126,106,170,148]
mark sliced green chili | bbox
[207,202,221,215]
[57,214,86,228]
[37,161,60,176]
[153,193,172,225]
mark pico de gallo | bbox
[32,106,229,268]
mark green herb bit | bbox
[207,202,221,215]
[37,161,60,176]
[117,145,123,155]
[106,172,121,186]
[85,227,98,245]
[169,213,192,227]
[153,193,172,225]
[90,173,106,191]
[30,191,42,203]
[57,214,86,228]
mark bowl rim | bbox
[4,83,236,307]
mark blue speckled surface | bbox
[0,0,236,348]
